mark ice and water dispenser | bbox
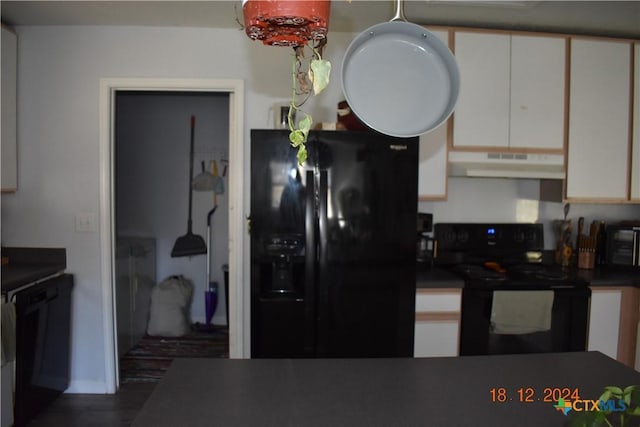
[257,233,305,294]
[251,233,307,357]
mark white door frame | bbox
[98,78,247,393]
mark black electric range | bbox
[434,223,589,289]
[434,223,591,356]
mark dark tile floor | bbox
[26,382,156,427]
[25,325,228,426]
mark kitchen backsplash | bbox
[419,177,640,249]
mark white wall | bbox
[0,25,357,393]
[115,92,230,326]
[419,178,640,247]
[1,24,639,393]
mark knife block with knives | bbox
[576,217,599,269]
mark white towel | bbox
[1,302,16,366]
[491,291,554,335]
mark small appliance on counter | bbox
[416,212,435,270]
[606,221,640,268]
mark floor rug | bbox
[119,323,229,383]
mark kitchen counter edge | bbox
[1,247,67,294]
[416,266,638,289]
[576,266,640,288]
[416,267,464,289]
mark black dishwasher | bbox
[13,274,73,427]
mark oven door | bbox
[459,286,591,356]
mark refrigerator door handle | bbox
[318,170,329,262]
[304,170,316,354]
[316,169,330,355]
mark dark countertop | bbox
[416,267,464,289]
[575,265,640,287]
[1,247,67,294]
[132,351,640,427]
[416,265,639,290]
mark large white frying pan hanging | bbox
[341,0,460,137]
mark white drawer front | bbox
[415,291,461,312]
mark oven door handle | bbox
[483,297,492,319]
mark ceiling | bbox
[1,1,639,39]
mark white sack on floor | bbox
[147,275,194,337]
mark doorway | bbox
[114,91,230,375]
[98,78,246,393]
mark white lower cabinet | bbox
[414,289,461,357]
[414,320,459,357]
[584,287,639,368]
[587,288,622,360]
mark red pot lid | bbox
[243,0,331,47]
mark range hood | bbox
[448,151,565,179]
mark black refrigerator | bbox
[250,129,418,358]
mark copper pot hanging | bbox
[243,0,331,47]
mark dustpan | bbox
[171,115,208,258]
[192,161,216,191]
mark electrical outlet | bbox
[75,212,96,233]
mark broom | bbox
[171,115,207,257]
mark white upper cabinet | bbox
[453,32,566,152]
[632,42,640,201]
[509,36,566,150]
[418,29,450,200]
[453,32,510,149]
[566,38,631,201]
[418,129,448,200]
[1,25,17,192]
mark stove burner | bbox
[508,264,569,281]
[455,264,507,281]
[452,262,582,290]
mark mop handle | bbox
[207,205,217,226]
[187,115,195,232]
[207,206,217,283]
